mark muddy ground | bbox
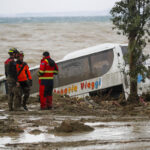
[0,93,150,150]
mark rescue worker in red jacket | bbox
[4,48,19,111]
[38,51,58,110]
[15,51,32,110]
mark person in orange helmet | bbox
[15,51,32,110]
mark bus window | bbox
[90,49,114,77]
[57,57,90,87]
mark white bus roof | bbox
[24,43,127,70]
[61,43,127,62]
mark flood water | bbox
[0,21,149,75]
[0,17,150,149]
[1,115,150,150]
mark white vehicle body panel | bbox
[0,43,149,99]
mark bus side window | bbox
[57,57,91,87]
[90,49,114,78]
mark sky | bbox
[0,0,119,15]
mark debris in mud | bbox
[54,120,94,133]
[51,94,97,115]
[0,94,8,102]
[0,118,23,135]
[1,92,150,117]
[141,92,150,101]
[26,119,45,127]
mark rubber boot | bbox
[22,98,28,111]
[8,94,13,111]
[47,96,52,110]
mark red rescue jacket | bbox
[39,56,58,80]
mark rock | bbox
[54,120,94,133]
[89,100,94,103]
[88,104,93,109]
[79,102,86,106]
[30,129,42,135]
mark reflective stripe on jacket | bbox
[39,56,58,80]
[16,61,32,82]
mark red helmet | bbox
[19,51,24,57]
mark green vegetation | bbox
[110,0,150,101]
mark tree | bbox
[110,0,150,101]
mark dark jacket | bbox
[4,57,14,77]
[7,58,17,81]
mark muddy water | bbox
[1,115,150,150]
[0,22,150,75]
[1,94,150,149]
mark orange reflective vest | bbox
[38,56,58,80]
[16,62,32,82]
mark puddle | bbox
[28,116,42,121]
[0,137,11,148]
[15,132,55,143]
[61,142,150,150]
[0,113,150,149]
[1,119,150,149]
[0,114,8,120]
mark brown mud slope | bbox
[53,93,150,117]
[0,93,150,117]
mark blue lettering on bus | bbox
[95,81,98,89]
[137,74,142,83]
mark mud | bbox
[54,120,94,133]
[0,93,150,149]
[29,129,43,135]
[0,118,23,136]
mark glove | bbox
[28,80,32,86]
